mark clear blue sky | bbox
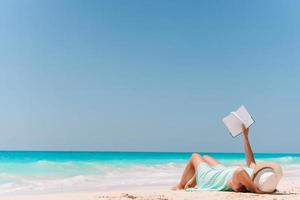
[0,0,299,153]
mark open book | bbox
[222,105,254,137]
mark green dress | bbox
[186,163,253,192]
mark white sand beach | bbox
[1,177,299,200]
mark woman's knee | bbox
[191,153,202,160]
[203,155,215,161]
[190,153,202,167]
[202,155,209,160]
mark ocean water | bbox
[0,151,299,195]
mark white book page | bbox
[235,105,254,128]
[222,105,254,137]
[222,113,243,137]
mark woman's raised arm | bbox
[242,124,256,167]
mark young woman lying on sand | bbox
[173,125,283,193]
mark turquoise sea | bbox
[0,151,299,195]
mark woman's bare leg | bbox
[183,155,220,189]
[184,174,197,189]
[202,155,221,166]
[172,153,203,190]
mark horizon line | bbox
[0,150,298,155]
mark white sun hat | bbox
[251,162,283,193]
